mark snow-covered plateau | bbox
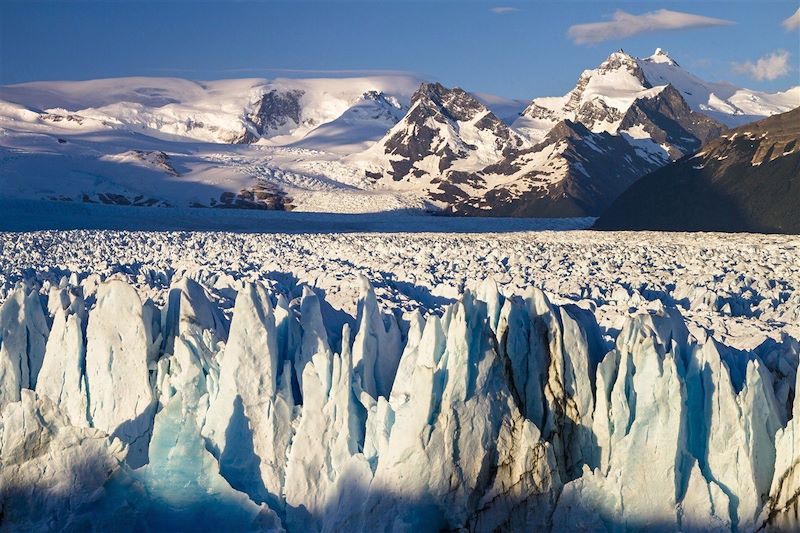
[1,227,799,531]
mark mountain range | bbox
[0,49,797,219]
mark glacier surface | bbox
[0,229,799,531]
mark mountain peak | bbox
[597,50,647,82]
[362,81,525,184]
[410,81,487,123]
[416,81,448,98]
[603,49,635,64]
[646,48,679,67]
[414,81,468,103]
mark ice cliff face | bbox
[0,275,798,531]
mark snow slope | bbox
[639,49,800,126]
[0,227,798,530]
[0,76,422,144]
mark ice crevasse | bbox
[0,274,798,532]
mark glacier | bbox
[1,268,798,532]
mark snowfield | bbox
[1,227,799,531]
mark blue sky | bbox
[0,0,798,99]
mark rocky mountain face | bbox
[464,82,727,217]
[451,120,663,217]
[239,89,305,143]
[361,82,527,184]
[514,50,653,141]
[618,83,726,158]
[595,107,800,233]
[510,49,730,157]
[565,52,650,130]
[361,51,732,217]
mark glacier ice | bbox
[204,282,294,511]
[84,280,156,467]
[36,303,88,427]
[0,273,798,532]
[0,389,126,531]
[759,360,800,530]
[284,320,368,532]
[120,392,283,532]
[0,287,48,407]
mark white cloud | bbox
[783,7,800,31]
[732,50,791,81]
[567,9,733,45]
[490,7,519,15]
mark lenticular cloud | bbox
[568,9,733,45]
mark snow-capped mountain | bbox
[639,48,800,126]
[358,50,734,217]
[596,107,800,233]
[454,119,664,217]
[0,49,796,217]
[515,50,656,141]
[0,75,422,145]
[514,48,799,140]
[347,49,798,217]
[462,83,729,217]
[510,50,729,160]
[356,82,527,185]
[288,90,407,153]
[0,76,426,212]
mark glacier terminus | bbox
[0,229,798,532]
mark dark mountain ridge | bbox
[594,107,800,234]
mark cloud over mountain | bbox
[568,9,733,45]
[733,50,791,81]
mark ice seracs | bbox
[204,282,295,511]
[761,364,800,530]
[0,390,127,531]
[130,393,284,532]
[351,275,403,399]
[0,286,48,408]
[84,280,156,466]
[0,257,798,530]
[284,320,368,532]
[36,303,88,427]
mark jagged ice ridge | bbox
[1,267,799,531]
